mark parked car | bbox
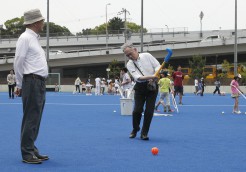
[201,35,223,43]
[49,50,63,55]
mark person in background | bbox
[120,67,132,98]
[201,77,205,96]
[172,65,184,104]
[7,69,16,99]
[230,74,243,114]
[213,78,221,95]
[100,78,106,95]
[14,9,49,164]
[54,83,59,92]
[122,42,160,141]
[194,77,198,94]
[81,82,86,93]
[155,71,174,113]
[114,76,120,95]
[95,75,101,96]
[74,77,81,93]
[108,80,115,95]
[196,80,203,96]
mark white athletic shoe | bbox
[233,111,241,114]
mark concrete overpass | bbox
[0,29,246,76]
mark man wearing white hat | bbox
[14,9,48,164]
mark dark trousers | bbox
[201,86,204,96]
[75,85,80,93]
[21,75,46,159]
[213,86,221,94]
[8,85,15,98]
[132,82,158,135]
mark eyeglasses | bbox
[125,50,135,58]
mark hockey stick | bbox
[171,93,179,113]
[118,86,125,98]
[232,85,246,100]
[154,48,173,77]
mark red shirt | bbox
[172,71,184,86]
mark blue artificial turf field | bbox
[0,92,246,172]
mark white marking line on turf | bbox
[0,103,119,106]
[0,103,245,107]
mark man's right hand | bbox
[15,88,22,97]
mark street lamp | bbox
[106,68,110,79]
[165,25,169,32]
[106,3,111,50]
[199,11,204,38]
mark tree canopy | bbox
[1,17,71,38]
[189,55,206,79]
[77,17,147,35]
[1,16,147,37]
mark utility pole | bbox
[106,3,111,51]
[46,0,50,72]
[141,0,143,53]
[118,8,130,66]
[234,0,238,75]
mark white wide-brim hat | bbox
[23,9,45,25]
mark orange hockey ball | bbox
[151,147,159,155]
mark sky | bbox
[0,0,245,34]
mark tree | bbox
[239,63,246,85]
[108,17,124,34]
[218,59,230,79]
[4,17,25,36]
[77,17,148,35]
[108,59,122,79]
[127,22,147,33]
[42,22,71,36]
[189,55,206,79]
[2,17,71,37]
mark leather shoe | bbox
[35,153,49,161]
[22,155,42,164]
[129,128,140,139]
[140,134,149,140]
[129,132,137,138]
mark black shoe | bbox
[140,134,149,140]
[35,153,49,161]
[129,132,137,138]
[129,128,140,139]
[22,155,42,164]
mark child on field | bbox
[155,71,174,113]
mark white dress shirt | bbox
[126,53,160,82]
[14,28,48,89]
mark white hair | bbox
[121,42,134,52]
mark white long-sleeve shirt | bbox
[7,74,16,85]
[126,53,160,82]
[14,28,48,89]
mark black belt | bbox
[24,74,45,81]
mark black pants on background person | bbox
[201,86,205,96]
[8,85,15,99]
[213,86,221,95]
[21,75,46,159]
[75,85,80,93]
[132,82,158,139]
